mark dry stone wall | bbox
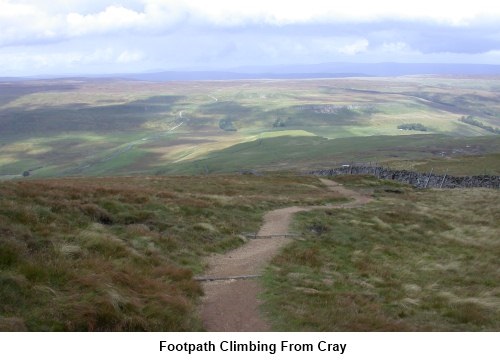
[310,166,500,189]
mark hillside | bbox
[1,173,498,331]
[1,75,499,331]
[1,77,500,178]
[262,175,500,331]
[0,174,342,331]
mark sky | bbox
[2,0,500,76]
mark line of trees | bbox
[459,115,500,134]
[398,123,428,131]
[219,118,237,131]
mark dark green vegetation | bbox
[262,175,500,331]
[458,115,500,134]
[0,174,341,331]
[398,123,428,131]
[1,77,500,178]
[219,118,237,131]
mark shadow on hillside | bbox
[0,95,185,136]
[0,82,80,107]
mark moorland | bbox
[0,76,499,331]
[1,76,500,178]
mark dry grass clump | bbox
[0,174,342,331]
[262,176,500,331]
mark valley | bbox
[2,76,500,178]
[1,76,499,332]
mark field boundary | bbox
[311,166,500,188]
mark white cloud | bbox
[0,0,185,46]
[339,39,369,55]
[0,1,62,45]
[117,50,144,63]
[65,3,187,37]
[2,0,500,43]
[179,0,500,26]
[66,6,146,36]
[1,0,499,48]
[0,47,145,74]
[381,42,410,53]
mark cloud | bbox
[0,0,186,47]
[66,2,189,37]
[0,47,146,74]
[0,1,62,46]
[178,0,500,26]
[339,39,369,55]
[66,6,146,36]
[380,42,409,53]
[117,50,144,63]
[3,0,500,46]
[361,20,500,54]
[1,0,500,76]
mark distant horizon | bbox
[4,62,500,80]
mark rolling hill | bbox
[1,76,500,179]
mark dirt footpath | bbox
[198,179,371,331]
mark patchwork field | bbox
[1,76,500,178]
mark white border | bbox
[1,332,498,362]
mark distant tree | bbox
[273,117,286,128]
[22,171,30,177]
[219,118,237,131]
[398,123,428,131]
[458,115,500,134]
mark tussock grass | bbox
[0,174,343,331]
[385,153,500,176]
[262,176,500,331]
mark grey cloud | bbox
[199,20,500,55]
[3,1,500,56]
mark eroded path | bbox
[197,179,371,331]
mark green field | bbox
[158,134,500,175]
[2,77,500,178]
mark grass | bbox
[385,153,500,176]
[0,174,344,331]
[1,172,498,332]
[159,134,500,175]
[261,175,500,331]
